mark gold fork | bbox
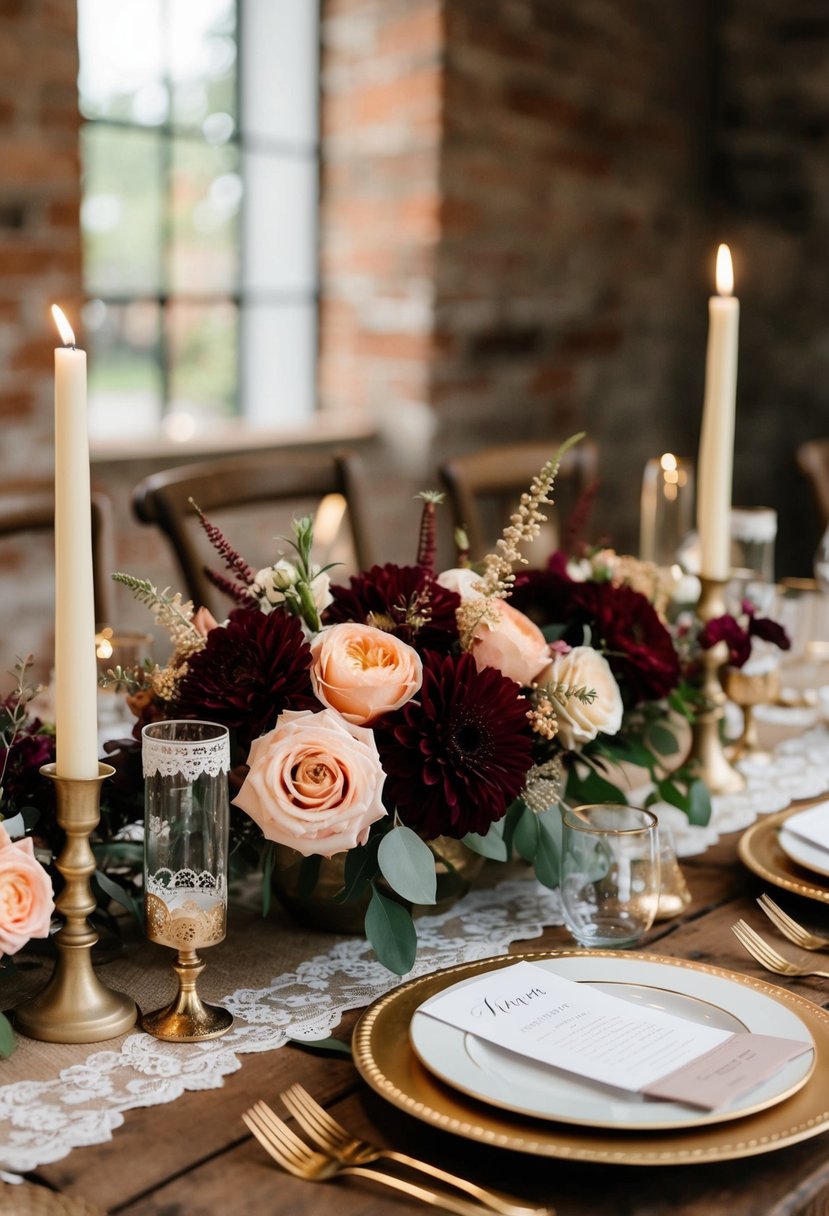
[732,920,829,979]
[757,894,829,952]
[281,1083,551,1216]
[242,1100,507,1216]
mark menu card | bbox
[420,961,811,1110]
[783,802,829,854]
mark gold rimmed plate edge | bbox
[739,808,829,904]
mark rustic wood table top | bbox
[21,829,829,1216]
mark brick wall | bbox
[715,0,829,575]
[0,0,83,682]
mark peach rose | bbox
[538,645,624,750]
[193,606,219,636]
[0,823,54,956]
[309,623,423,725]
[233,709,387,857]
[470,600,550,686]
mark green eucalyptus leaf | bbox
[534,811,561,889]
[463,820,508,861]
[20,806,40,830]
[335,834,381,903]
[656,779,689,813]
[365,886,417,975]
[512,805,540,862]
[378,826,437,905]
[502,798,526,858]
[647,722,680,756]
[566,766,627,806]
[92,869,142,925]
[687,779,712,826]
[0,1012,15,1058]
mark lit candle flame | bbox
[51,303,76,347]
[715,244,734,297]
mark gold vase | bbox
[271,837,485,933]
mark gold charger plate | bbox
[353,949,829,1165]
[738,807,829,904]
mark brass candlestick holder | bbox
[13,763,138,1043]
[688,577,746,795]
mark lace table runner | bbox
[2,722,828,1176]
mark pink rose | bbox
[309,623,423,725]
[233,709,388,857]
[470,600,550,686]
[0,823,54,956]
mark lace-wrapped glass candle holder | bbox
[141,721,233,1042]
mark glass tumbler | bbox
[561,804,660,948]
[141,720,233,1041]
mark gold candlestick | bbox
[687,577,745,794]
[13,763,138,1043]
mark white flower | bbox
[538,645,624,750]
[253,562,333,615]
[437,567,485,600]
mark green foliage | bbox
[533,809,561,889]
[334,834,382,904]
[92,869,142,926]
[0,1011,15,1058]
[378,826,437,906]
[512,803,540,862]
[463,820,508,861]
[564,763,628,807]
[365,885,417,975]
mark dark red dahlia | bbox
[324,563,461,656]
[512,569,679,705]
[175,607,317,748]
[375,650,533,839]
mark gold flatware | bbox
[757,894,829,952]
[732,920,829,979]
[241,1100,506,1216]
[281,1083,551,1216]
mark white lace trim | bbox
[0,877,563,1175]
[142,731,230,781]
[145,869,225,899]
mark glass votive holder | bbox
[639,454,694,567]
[95,628,155,684]
[561,804,660,948]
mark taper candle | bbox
[696,244,740,581]
[52,305,99,779]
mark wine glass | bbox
[141,720,234,1042]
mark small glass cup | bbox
[141,720,233,1042]
[561,804,660,948]
[639,454,695,567]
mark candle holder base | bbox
[12,764,138,1044]
[140,950,233,1042]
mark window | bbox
[77,0,319,444]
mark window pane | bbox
[169,0,237,130]
[241,303,315,425]
[82,126,163,294]
[169,138,241,294]
[242,0,318,147]
[78,0,167,126]
[242,151,316,293]
[167,301,238,429]
[85,300,163,440]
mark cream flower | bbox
[233,709,387,857]
[310,623,423,725]
[538,645,624,750]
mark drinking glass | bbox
[639,455,694,567]
[141,720,233,1041]
[561,805,660,948]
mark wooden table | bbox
[21,831,829,1216]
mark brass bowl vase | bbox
[723,664,780,762]
[271,836,485,934]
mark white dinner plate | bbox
[409,954,815,1131]
[778,806,829,879]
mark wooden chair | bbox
[796,439,829,532]
[0,480,115,626]
[438,439,599,561]
[132,450,374,616]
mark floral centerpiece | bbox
[101,435,715,973]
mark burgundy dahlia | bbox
[375,651,534,839]
[175,607,317,748]
[325,563,461,656]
